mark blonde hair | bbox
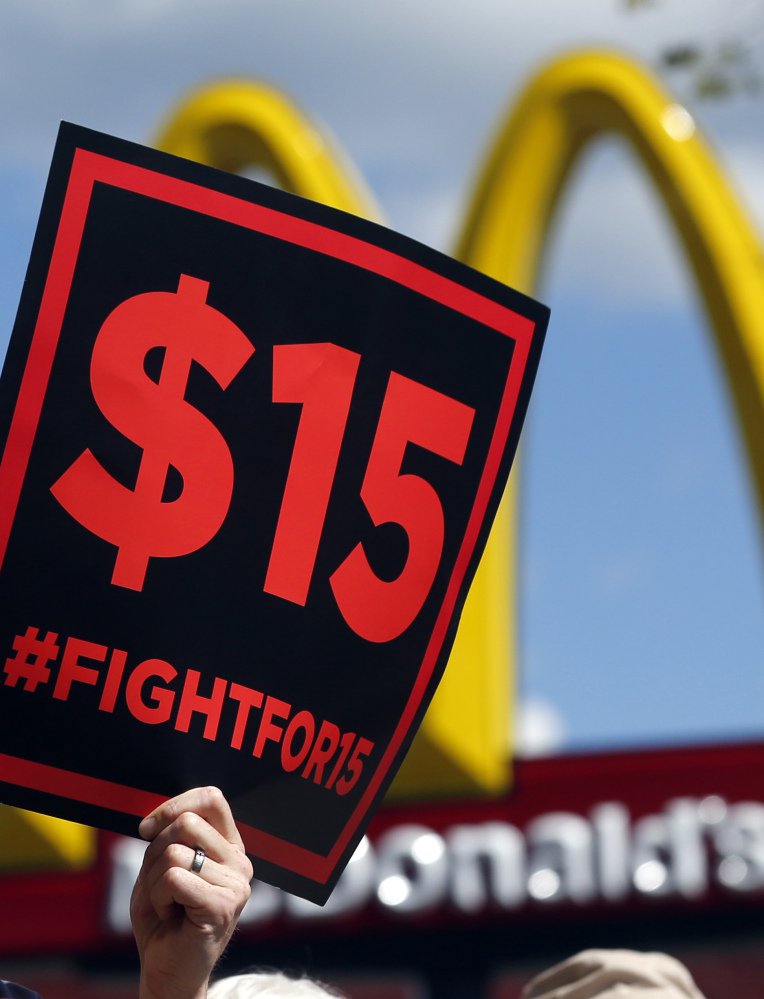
[208,972,344,998]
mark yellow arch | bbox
[451,52,764,784]
[457,49,764,507]
[154,79,382,219]
[395,50,764,796]
[0,807,94,873]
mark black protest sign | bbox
[0,123,548,903]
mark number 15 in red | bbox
[264,342,475,644]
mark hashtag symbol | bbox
[3,626,60,692]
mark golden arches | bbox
[0,807,95,873]
[155,79,382,219]
[450,52,764,798]
[152,51,764,800]
[8,48,762,867]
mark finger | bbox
[139,786,244,849]
[139,808,253,883]
[141,840,251,899]
[141,860,249,931]
[148,865,246,927]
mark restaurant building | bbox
[3,740,764,998]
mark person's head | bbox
[521,949,705,999]
[207,972,344,998]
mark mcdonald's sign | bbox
[4,49,763,869]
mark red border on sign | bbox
[0,148,536,886]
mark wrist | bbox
[139,970,208,999]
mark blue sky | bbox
[1,0,763,755]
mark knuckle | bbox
[203,785,225,809]
[163,795,181,823]
[221,887,248,921]
[176,810,200,837]
[240,854,254,883]
[161,866,185,892]
[165,841,188,868]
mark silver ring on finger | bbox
[190,847,206,874]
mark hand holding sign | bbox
[131,786,253,999]
[0,123,547,902]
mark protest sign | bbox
[0,123,547,902]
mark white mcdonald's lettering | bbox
[106,795,764,934]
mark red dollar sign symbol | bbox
[51,274,255,591]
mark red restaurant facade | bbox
[3,740,764,998]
